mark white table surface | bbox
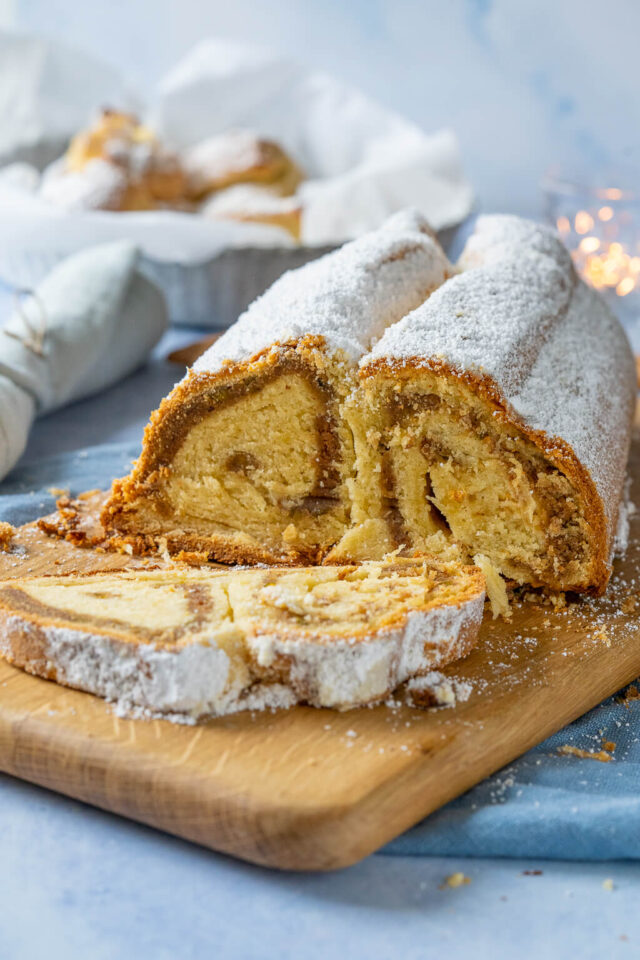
[2,317,640,960]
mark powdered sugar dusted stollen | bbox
[102,210,450,566]
[361,214,636,592]
[101,211,634,593]
[0,559,485,721]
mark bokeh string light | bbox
[544,177,640,302]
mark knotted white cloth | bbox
[0,241,167,478]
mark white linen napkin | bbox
[0,241,167,479]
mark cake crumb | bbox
[282,524,298,543]
[47,486,69,497]
[558,744,612,763]
[473,553,511,619]
[441,872,471,889]
[618,684,640,708]
[405,671,472,709]
[173,549,210,566]
[156,537,172,564]
[548,592,567,610]
[0,521,15,551]
[602,740,616,753]
[620,594,638,614]
[602,878,614,891]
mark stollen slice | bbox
[0,556,484,721]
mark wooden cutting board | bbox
[1,440,640,872]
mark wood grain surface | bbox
[0,440,639,871]
[166,333,221,367]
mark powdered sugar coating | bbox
[367,214,637,549]
[248,591,483,710]
[192,209,450,373]
[183,130,274,194]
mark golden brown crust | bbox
[65,109,187,212]
[210,203,302,242]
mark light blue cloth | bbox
[2,438,640,862]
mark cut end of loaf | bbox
[102,339,357,565]
[351,360,609,594]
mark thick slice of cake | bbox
[347,216,636,593]
[0,558,484,720]
[102,211,450,564]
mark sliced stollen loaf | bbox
[99,212,636,596]
[0,557,484,720]
[101,210,450,565]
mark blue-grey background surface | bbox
[2,2,640,956]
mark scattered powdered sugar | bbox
[367,214,637,551]
[193,208,449,373]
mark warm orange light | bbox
[575,211,594,234]
[579,236,600,253]
[616,277,635,296]
[560,199,638,296]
